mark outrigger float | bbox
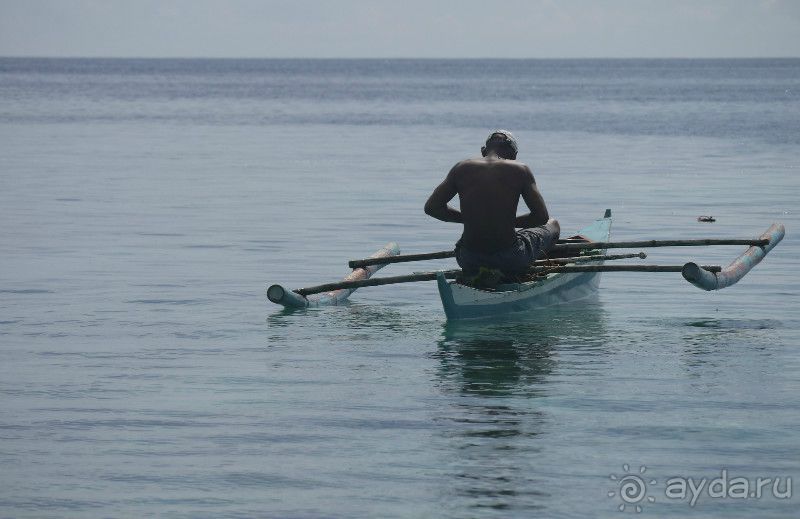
[267,210,785,320]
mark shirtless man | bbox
[424,130,560,277]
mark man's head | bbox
[481,130,518,160]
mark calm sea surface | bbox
[1,58,799,518]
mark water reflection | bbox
[436,333,553,398]
[432,302,609,514]
[435,303,609,396]
[267,300,440,334]
[333,302,435,333]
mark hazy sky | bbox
[1,0,799,58]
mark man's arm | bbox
[515,166,550,228]
[424,166,463,223]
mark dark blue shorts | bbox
[455,224,559,275]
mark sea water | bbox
[1,58,799,518]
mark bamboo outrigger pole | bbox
[535,252,647,264]
[347,238,770,269]
[291,264,723,297]
[553,238,769,252]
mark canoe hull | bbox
[437,270,602,320]
[437,210,612,320]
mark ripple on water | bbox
[125,299,210,305]
[685,318,782,330]
[0,289,53,294]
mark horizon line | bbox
[2,55,799,60]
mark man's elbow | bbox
[531,212,549,227]
[424,201,438,217]
[538,208,550,225]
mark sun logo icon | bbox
[608,464,657,513]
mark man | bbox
[424,130,560,279]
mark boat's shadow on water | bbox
[429,301,610,513]
[432,299,610,399]
[434,300,610,373]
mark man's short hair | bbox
[484,130,518,158]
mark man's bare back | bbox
[425,156,550,252]
[424,130,559,275]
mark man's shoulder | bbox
[449,158,533,188]
[512,160,534,178]
[504,159,532,171]
[452,157,484,169]
[447,158,481,178]
[453,157,530,169]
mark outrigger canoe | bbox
[436,209,611,320]
[267,209,784,321]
